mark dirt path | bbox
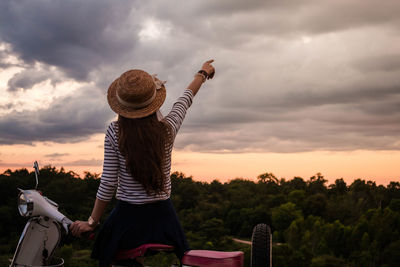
[232,238,251,245]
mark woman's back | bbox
[96,89,194,204]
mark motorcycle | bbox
[10,162,272,267]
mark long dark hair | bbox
[118,113,170,195]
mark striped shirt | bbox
[96,89,194,204]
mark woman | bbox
[70,60,215,266]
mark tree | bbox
[304,193,327,217]
[272,202,303,232]
[329,178,347,195]
[257,172,278,184]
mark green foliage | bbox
[1,168,400,266]
[144,251,180,267]
[0,254,13,267]
[310,254,348,267]
[272,202,303,232]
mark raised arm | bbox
[187,59,215,96]
[164,60,216,140]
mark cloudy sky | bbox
[1,0,399,184]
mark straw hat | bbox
[107,69,166,119]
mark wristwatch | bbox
[88,216,99,228]
[198,70,209,79]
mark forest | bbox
[0,166,399,266]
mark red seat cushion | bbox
[182,250,244,267]
[115,243,174,260]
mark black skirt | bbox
[91,198,189,266]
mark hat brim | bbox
[107,78,166,119]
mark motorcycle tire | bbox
[251,223,272,267]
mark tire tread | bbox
[251,223,271,267]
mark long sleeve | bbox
[96,125,119,201]
[164,89,194,141]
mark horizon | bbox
[1,1,400,185]
[1,149,398,186]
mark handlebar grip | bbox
[67,222,96,240]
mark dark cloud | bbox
[353,54,400,73]
[253,84,400,112]
[297,1,400,34]
[0,85,114,145]
[7,68,59,91]
[149,0,400,46]
[0,103,14,110]
[175,109,400,153]
[185,74,400,127]
[174,81,400,152]
[0,0,137,80]
[0,161,29,167]
[63,158,102,166]
[44,153,69,158]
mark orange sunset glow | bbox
[1,137,399,185]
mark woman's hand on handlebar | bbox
[70,220,95,237]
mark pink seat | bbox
[182,250,244,267]
[115,243,174,260]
